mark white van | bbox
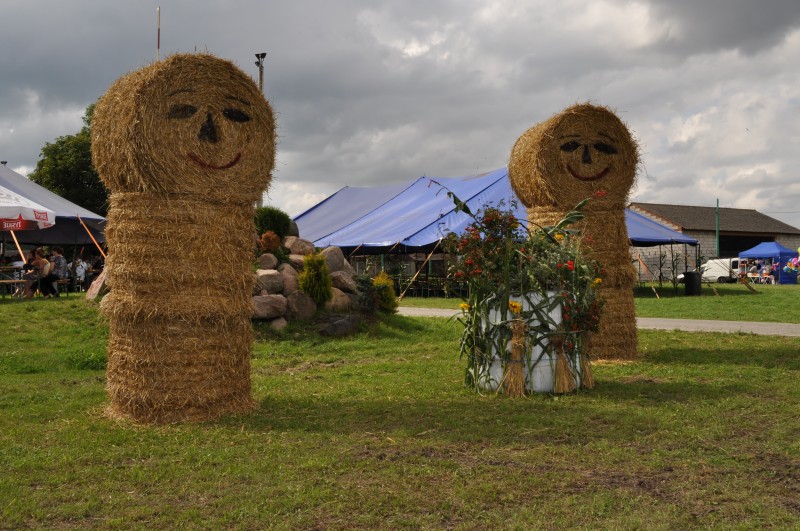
[699,258,740,283]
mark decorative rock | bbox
[341,257,356,276]
[317,314,362,337]
[324,287,352,312]
[269,317,288,331]
[278,263,299,295]
[284,236,315,256]
[85,269,108,301]
[287,291,317,321]
[288,254,306,271]
[252,294,287,320]
[320,246,345,273]
[330,270,357,294]
[257,253,279,270]
[255,269,284,294]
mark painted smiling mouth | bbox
[188,152,241,170]
[566,164,610,182]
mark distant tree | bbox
[29,103,108,216]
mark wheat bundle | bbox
[580,332,596,389]
[503,320,527,398]
[509,103,640,360]
[92,53,276,423]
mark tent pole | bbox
[398,239,441,302]
[77,215,106,259]
[9,231,25,263]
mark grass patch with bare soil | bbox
[1,296,798,528]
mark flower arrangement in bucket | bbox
[447,198,603,396]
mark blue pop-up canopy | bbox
[739,241,798,284]
[294,167,698,253]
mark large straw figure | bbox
[92,54,276,422]
[509,103,639,360]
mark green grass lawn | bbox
[1,296,799,528]
[401,283,800,324]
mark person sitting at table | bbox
[38,246,68,297]
[24,248,50,298]
[762,262,775,284]
[69,256,88,290]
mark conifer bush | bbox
[298,253,333,306]
[255,206,292,239]
[373,271,398,314]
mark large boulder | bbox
[284,236,315,256]
[257,253,279,270]
[269,317,288,332]
[288,254,306,271]
[330,270,357,294]
[85,269,108,301]
[255,269,284,294]
[320,246,345,273]
[278,263,299,295]
[252,294,287,320]
[287,291,317,321]
[324,287,352,312]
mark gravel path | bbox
[397,307,800,338]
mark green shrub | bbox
[255,206,292,240]
[354,274,376,313]
[373,271,398,314]
[298,253,333,306]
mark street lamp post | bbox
[254,52,267,208]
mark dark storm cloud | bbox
[1,0,800,226]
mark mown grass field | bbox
[1,294,799,528]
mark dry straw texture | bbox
[92,53,276,423]
[509,103,640,360]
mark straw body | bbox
[509,103,639,360]
[92,54,276,422]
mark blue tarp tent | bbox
[625,209,698,247]
[294,167,698,253]
[739,241,799,284]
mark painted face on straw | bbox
[165,89,251,170]
[558,133,617,182]
[547,109,636,205]
[134,56,275,199]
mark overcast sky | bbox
[2,0,800,228]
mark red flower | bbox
[567,260,575,271]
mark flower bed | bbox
[446,199,603,395]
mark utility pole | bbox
[254,52,267,208]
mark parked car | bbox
[699,258,740,283]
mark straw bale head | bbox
[92,53,275,202]
[509,103,638,211]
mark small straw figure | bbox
[509,103,640,360]
[92,54,276,423]
[504,308,527,398]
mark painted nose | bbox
[581,145,592,164]
[198,113,218,143]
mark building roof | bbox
[629,202,800,235]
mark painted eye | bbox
[594,142,617,155]
[560,141,581,153]
[167,104,197,119]
[223,108,251,123]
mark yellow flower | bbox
[593,277,602,286]
[554,233,565,241]
[459,302,470,311]
[508,301,523,314]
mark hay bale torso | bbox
[91,53,276,422]
[101,194,256,422]
[509,103,640,360]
